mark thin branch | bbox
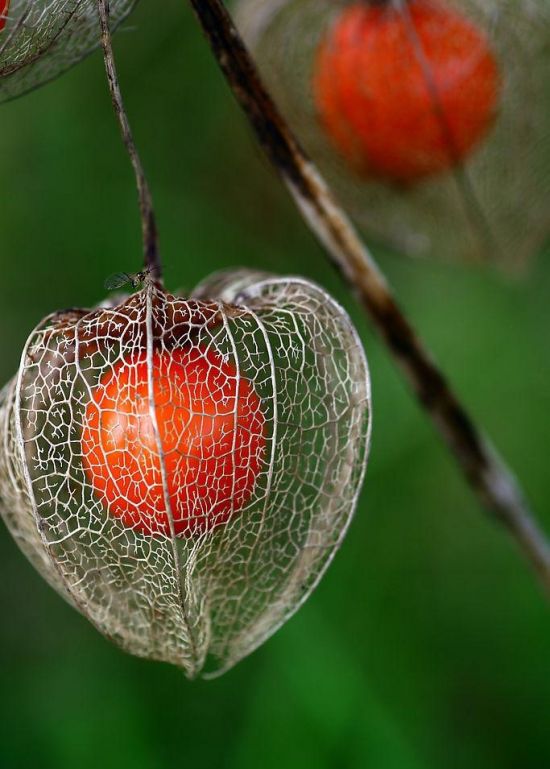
[97,0,161,282]
[185,0,550,593]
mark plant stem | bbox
[97,0,161,282]
[185,0,550,593]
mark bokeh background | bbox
[1,1,550,767]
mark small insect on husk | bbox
[104,268,152,291]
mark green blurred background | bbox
[1,1,550,767]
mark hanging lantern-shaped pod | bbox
[0,0,138,102]
[0,271,371,677]
[236,0,550,269]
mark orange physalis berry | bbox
[313,0,500,183]
[81,346,266,537]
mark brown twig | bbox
[97,0,161,282]
[185,0,550,592]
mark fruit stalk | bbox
[185,0,550,593]
[97,0,161,282]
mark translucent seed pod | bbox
[0,271,371,678]
[235,0,550,270]
[0,0,137,103]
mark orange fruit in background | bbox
[81,346,266,537]
[313,0,501,183]
[0,0,9,31]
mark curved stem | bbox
[185,0,550,593]
[97,0,161,282]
